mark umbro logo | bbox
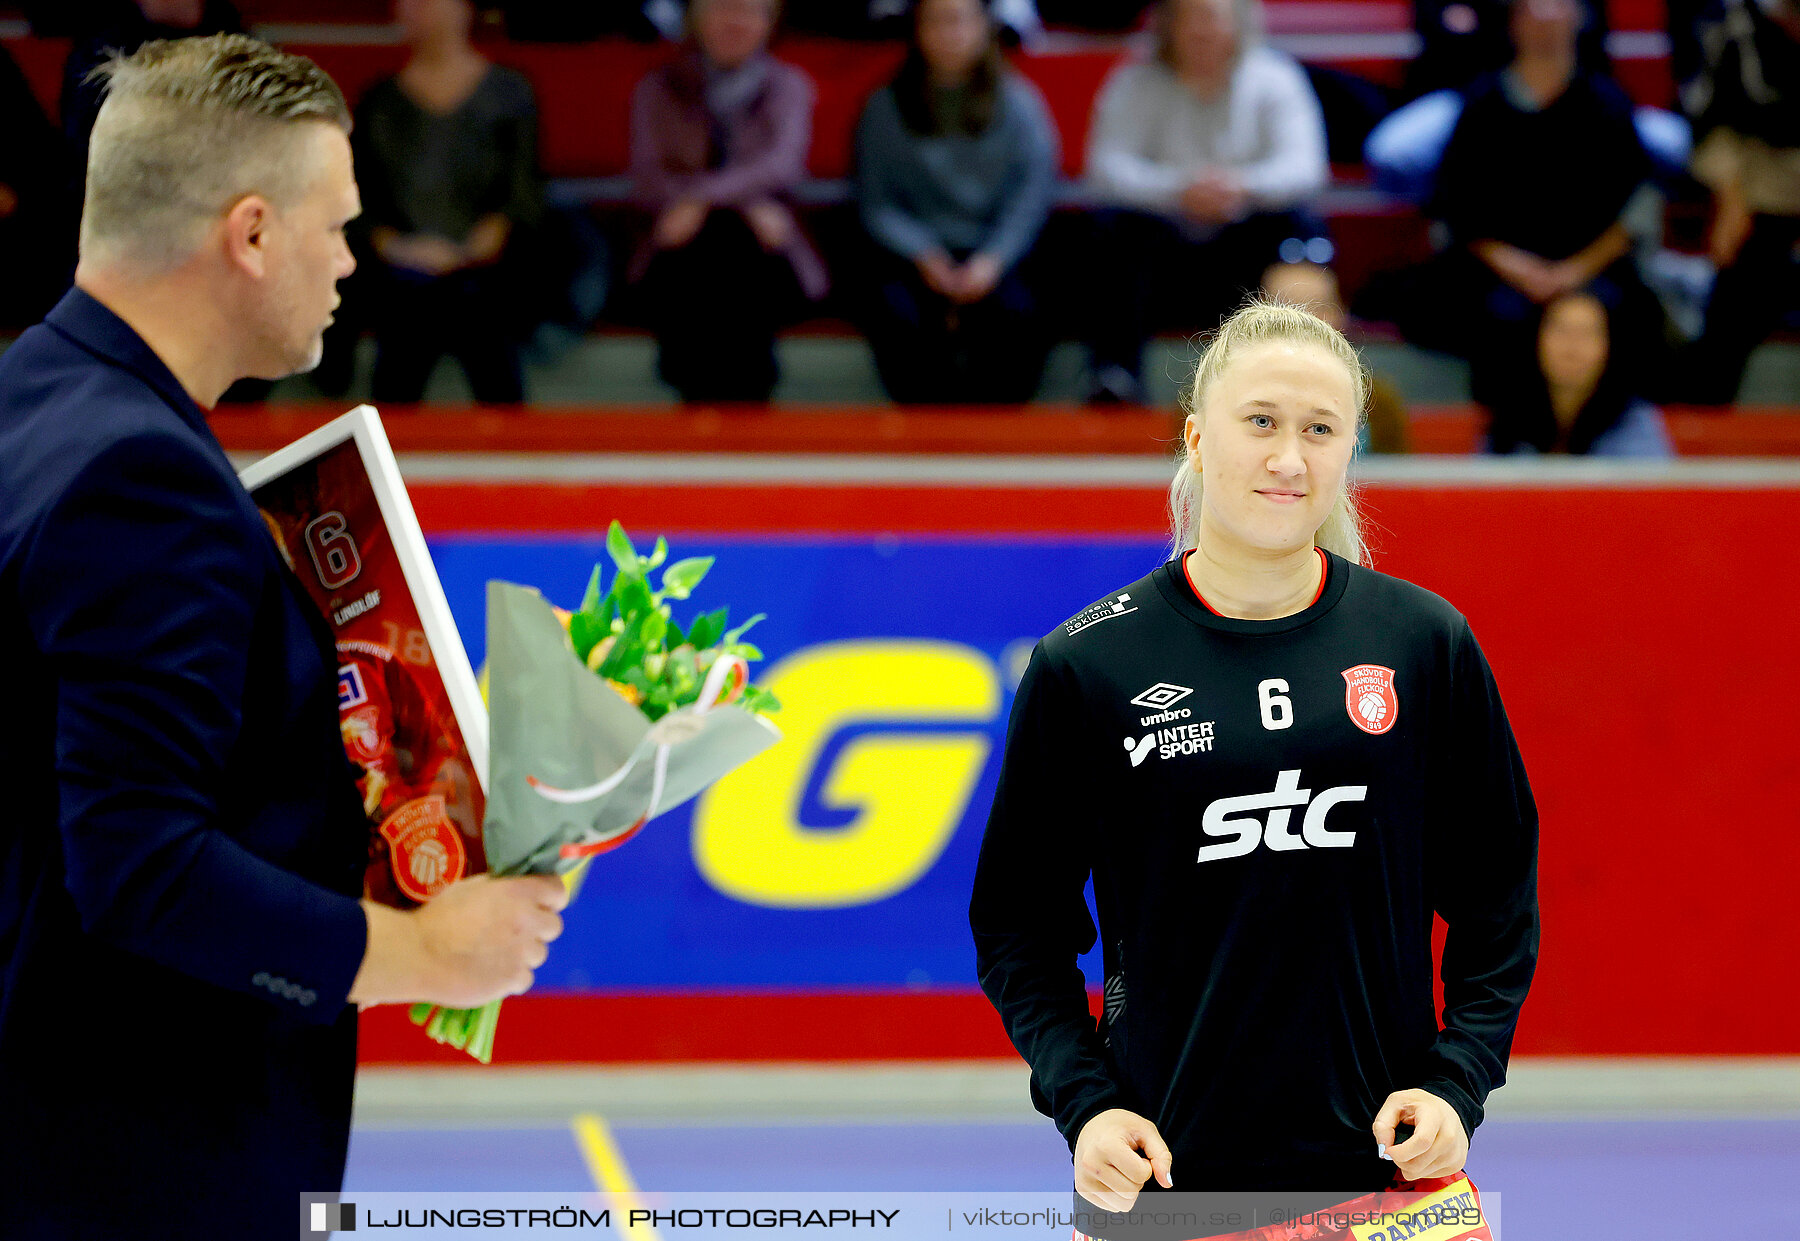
[1132,682,1195,727]
[1130,683,1193,710]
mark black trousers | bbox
[1681,214,1800,404]
[859,247,1050,404]
[1083,207,1327,382]
[637,211,804,404]
[369,263,527,405]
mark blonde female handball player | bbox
[970,301,1538,1230]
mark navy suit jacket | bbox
[0,289,370,1238]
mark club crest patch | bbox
[379,794,466,903]
[1342,664,1399,735]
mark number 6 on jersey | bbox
[1258,678,1293,731]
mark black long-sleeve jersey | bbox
[971,549,1539,1192]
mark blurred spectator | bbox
[1488,289,1675,455]
[353,0,543,404]
[1370,0,1685,202]
[1407,0,1609,99]
[785,0,1045,45]
[1261,262,1411,453]
[1369,0,1660,407]
[1079,0,1329,403]
[502,0,671,41]
[62,1,244,171]
[628,0,824,403]
[1034,0,1154,31]
[1677,0,1800,404]
[1,42,73,326]
[854,0,1060,403]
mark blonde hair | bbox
[1169,298,1371,566]
[81,34,350,271]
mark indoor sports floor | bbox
[345,1062,1800,1240]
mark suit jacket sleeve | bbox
[23,429,368,1022]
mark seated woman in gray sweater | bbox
[1081,0,1330,403]
[854,0,1060,404]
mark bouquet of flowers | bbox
[410,523,781,1061]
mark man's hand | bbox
[948,253,1003,304]
[1709,184,1754,268]
[1180,169,1248,224]
[917,250,961,299]
[377,232,467,277]
[744,200,793,251]
[1540,258,1589,300]
[655,199,710,249]
[1074,1108,1175,1212]
[1372,1089,1468,1182]
[349,874,569,1009]
[1475,242,1564,304]
[462,214,512,267]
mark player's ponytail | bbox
[1169,298,1371,567]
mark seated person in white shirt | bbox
[1080,0,1330,403]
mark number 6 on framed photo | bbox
[238,405,489,910]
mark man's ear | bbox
[223,194,273,279]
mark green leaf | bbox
[687,608,727,651]
[598,611,648,679]
[580,564,604,614]
[727,642,764,662]
[667,646,699,697]
[723,613,765,645]
[740,685,782,714]
[641,611,668,653]
[569,610,607,662]
[614,575,655,623]
[647,537,669,570]
[665,614,687,647]
[659,556,714,601]
[606,521,637,574]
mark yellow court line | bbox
[572,1112,660,1241]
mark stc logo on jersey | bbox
[1197,769,1367,863]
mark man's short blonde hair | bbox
[81,34,350,271]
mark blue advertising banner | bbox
[429,536,1166,990]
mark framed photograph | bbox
[239,405,488,908]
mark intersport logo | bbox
[1197,769,1366,864]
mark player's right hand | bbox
[1074,1108,1174,1211]
[409,874,569,1007]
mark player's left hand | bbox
[1372,1089,1467,1181]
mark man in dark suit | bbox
[0,35,568,1239]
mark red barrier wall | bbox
[358,476,1799,1062]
